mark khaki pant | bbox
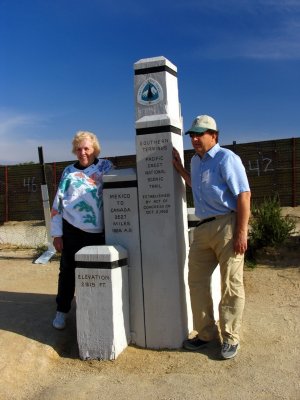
[188,213,245,345]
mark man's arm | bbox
[172,148,192,187]
[234,191,251,254]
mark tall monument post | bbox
[134,56,192,348]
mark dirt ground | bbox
[0,210,299,400]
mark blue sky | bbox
[0,0,299,165]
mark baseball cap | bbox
[185,115,218,135]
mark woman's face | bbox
[75,138,96,167]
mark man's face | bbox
[190,131,217,157]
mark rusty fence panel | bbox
[184,137,299,208]
[0,138,299,223]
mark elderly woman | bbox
[51,131,113,330]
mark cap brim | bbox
[185,126,208,135]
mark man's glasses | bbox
[189,132,207,138]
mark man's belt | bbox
[196,217,216,226]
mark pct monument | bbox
[76,56,197,357]
[134,56,192,348]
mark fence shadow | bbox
[0,291,79,359]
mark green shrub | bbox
[245,196,296,267]
[249,196,296,250]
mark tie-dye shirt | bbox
[51,159,113,237]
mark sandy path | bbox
[0,249,299,400]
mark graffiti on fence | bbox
[247,156,274,177]
[23,177,37,192]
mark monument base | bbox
[75,245,130,360]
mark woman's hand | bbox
[53,237,63,253]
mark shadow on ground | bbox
[0,291,78,358]
[253,236,300,266]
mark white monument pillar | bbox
[134,56,192,349]
[103,168,146,348]
[75,245,130,360]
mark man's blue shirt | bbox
[191,143,250,219]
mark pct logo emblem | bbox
[137,78,163,105]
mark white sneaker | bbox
[52,311,67,330]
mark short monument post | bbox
[75,245,130,360]
[134,56,192,348]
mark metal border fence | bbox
[0,137,299,223]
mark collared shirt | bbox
[191,143,250,219]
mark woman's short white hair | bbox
[72,131,101,157]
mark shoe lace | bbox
[222,343,231,351]
[56,312,65,321]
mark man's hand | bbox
[235,191,251,254]
[172,147,183,171]
[172,147,191,187]
[234,231,248,254]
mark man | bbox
[173,115,251,359]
